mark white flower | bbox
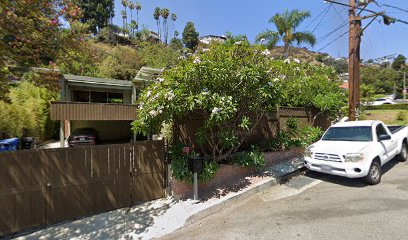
[158,77,164,82]
[296,67,300,72]
[235,41,242,45]
[293,58,301,64]
[212,107,221,114]
[261,49,271,56]
[166,92,175,100]
[268,82,273,86]
[139,105,143,110]
[202,91,209,96]
[158,109,163,114]
[202,48,210,52]
[149,110,158,117]
[146,91,152,98]
[284,59,291,64]
[260,38,266,42]
[193,57,201,64]
[273,78,279,82]
[178,56,186,60]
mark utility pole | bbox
[348,0,361,121]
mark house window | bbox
[72,90,90,102]
[108,92,123,103]
[91,91,107,103]
[71,90,123,103]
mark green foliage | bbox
[139,43,180,68]
[299,126,324,146]
[133,43,284,161]
[170,144,192,183]
[392,54,406,70]
[361,66,401,94]
[0,81,58,139]
[97,45,142,80]
[262,119,323,151]
[170,38,183,51]
[397,111,406,121]
[366,104,408,110]
[74,0,115,34]
[235,147,265,168]
[199,161,219,182]
[256,9,315,56]
[182,22,199,50]
[279,59,346,119]
[133,43,341,161]
[170,143,219,183]
[0,0,81,80]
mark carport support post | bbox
[60,120,64,148]
[193,172,198,200]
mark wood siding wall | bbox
[50,102,138,120]
[0,141,165,237]
[175,107,331,152]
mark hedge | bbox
[366,104,408,110]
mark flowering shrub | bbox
[132,43,342,161]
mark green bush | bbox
[299,126,324,146]
[261,125,323,151]
[235,147,265,168]
[366,104,408,110]
[170,143,219,183]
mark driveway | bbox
[161,159,408,240]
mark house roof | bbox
[133,67,164,85]
[199,35,227,40]
[63,74,132,88]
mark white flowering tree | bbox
[132,42,342,161]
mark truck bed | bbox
[388,125,406,134]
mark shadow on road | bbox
[304,158,403,188]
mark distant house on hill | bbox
[199,35,227,45]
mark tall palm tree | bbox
[135,1,142,33]
[255,9,316,57]
[161,8,170,44]
[153,7,161,40]
[121,0,128,31]
[130,20,138,37]
[128,1,134,36]
[121,10,127,35]
[171,13,177,39]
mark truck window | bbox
[322,126,372,142]
[376,124,389,139]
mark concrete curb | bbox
[185,166,306,225]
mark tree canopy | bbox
[132,43,343,161]
[182,22,199,50]
[256,9,316,56]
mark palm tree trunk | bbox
[137,11,139,33]
[284,42,290,58]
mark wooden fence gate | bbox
[0,141,165,237]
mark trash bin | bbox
[21,137,34,150]
[0,138,19,152]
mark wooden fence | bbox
[175,107,331,151]
[0,141,165,237]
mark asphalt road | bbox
[161,159,408,240]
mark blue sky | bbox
[113,0,408,60]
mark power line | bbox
[311,4,333,33]
[303,4,332,30]
[383,4,408,14]
[316,30,348,52]
[316,21,348,45]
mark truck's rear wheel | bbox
[398,143,408,162]
[365,161,382,185]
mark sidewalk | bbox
[15,157,305,240]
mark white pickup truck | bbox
[305,120,408,185]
